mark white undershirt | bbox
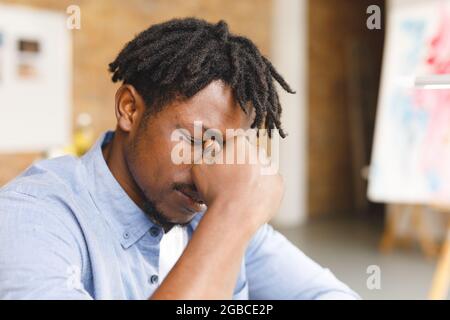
[158,225,189,283]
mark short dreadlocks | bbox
[108,17,294,138]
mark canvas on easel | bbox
[369,0,450,206]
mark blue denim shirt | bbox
[0,131,359,299]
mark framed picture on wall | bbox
[0,4,71,152]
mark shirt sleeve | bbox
[245,223,361,300]
[0,190,93,300]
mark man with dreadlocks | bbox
[0,18,358,299]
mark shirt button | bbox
[149,226,160,237]
[123,232,130,239]
[149,274,158,285]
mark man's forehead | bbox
[170,96,255,133]
[176,107,255,134]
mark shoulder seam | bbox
[0,189,40,200]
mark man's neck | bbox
[101,132,147,213]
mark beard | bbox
[141,197,191,232]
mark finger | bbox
[221,135,259,165]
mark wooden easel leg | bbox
[428,224,450,300]
[379,204,401,253]
[412,205,438,258]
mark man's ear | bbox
[114,84,144,132]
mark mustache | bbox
[172,183,204,204]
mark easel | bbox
[428,204,450,300]
[379,203,450,299]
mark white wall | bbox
[271,0,308,227]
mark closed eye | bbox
[190,138,203,146]
[182,134,203,146]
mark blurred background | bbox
[0,0,449,300]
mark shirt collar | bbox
[81,131,203,249]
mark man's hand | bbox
[191,135,284,235]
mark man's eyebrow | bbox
[175,123,212,133]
